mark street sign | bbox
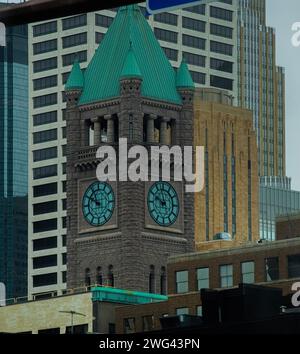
[146,0,215,14]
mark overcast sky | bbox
[266,0,300,190]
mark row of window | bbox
[175,255,300,293]
[33,216,66,233]
[33,181,66,198]
[33,235,66,251]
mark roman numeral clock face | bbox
[147,182,179,227]
[82,182,115,226]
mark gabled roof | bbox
[65,60,84,90]
[78,5,183,105]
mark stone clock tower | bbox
[65,5,195,293]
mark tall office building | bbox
[237,0,285,177]
[0,19,28,300]
[28,2,238,298]
[194,88,259,249]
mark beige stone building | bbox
[194,88,259,251]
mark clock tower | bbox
[65,5,195,293]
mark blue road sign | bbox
[146,0,215,14]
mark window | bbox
[142,316,155,332]
[62,50,87,66]
[210,58,233,73]
[62,199,67,210]
[33,39,57,55]
[66,324,88,334]
[149,265,155,293]
[62,14,87,30]
[210,40,233,56]
[210,75,233,91]
[95,14,113,27]
[184,4,205,15]
[183,52,205,67]
[154,28,178,43]
[62,253,67,265]
[219,264,233,288]
[241,261,255,284]
[85,268,91,287]
[182,34,205,50]
[162,47,178,61]
[124,318,135,334]
[160,267,167,295]
[197,267,209,290]
[33,165,57,180]
[33,75,57,91]
[210,6,233,22]
[62,181,67,193]
[190,71,205,84]
[33,273,57,287]
[176,307,189,315]
[96,267,103,285]
[62,271,67,283]
[210,23,233,39]
[33,182,57,197]
[265,257,279,282]
[175,270,188,293]
[33,147,57,162]
[62,234,67,247]
[33,93,57,108]
[154,13,178,26]
[33,111,57,126]
[108,265,114,287]
[196,306,203,316]
[33,57,57,73]
[33,237,57,251]
[95,32,105,44]
[288,254,300,278]
[33,218,57,233]
[33,21,57,37]
[182,17,205,32]
[33,255,57,269]
[33,129,57,144]
[33,201,57,215]
[62,32,87,48]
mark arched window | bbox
[96,267,103,286]
[149,265,155,293]
[108,265,114,287]
[85,268,91,288]
[160,267,167,295]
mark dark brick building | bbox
[276,212,300,241]
[116,237,300,333]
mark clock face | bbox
[147,182,179,227]
[82,182,115,226]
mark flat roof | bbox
[168,238,300,264]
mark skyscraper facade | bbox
[237,0,285,177]
[0,22,28,300]
[28,2,238,298]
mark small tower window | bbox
[96,267,103,286]
[160,267,167,295]
[85,268,91,288]
[108,265,114,287]
[149,265,155,293]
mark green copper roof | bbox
[65,60,84,90]
[176,59,195,90]
[78,5,182,105]
[120,43,143,79]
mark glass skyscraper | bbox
[0,22,28,300]
[260,177,300,241]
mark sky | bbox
[266,0,300,190]
[4,0,300,189]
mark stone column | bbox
[91,117,101,145]
[160,118,169,145]
[105,115,114,144]
[147,114,156,144]
[80,119,89,147]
